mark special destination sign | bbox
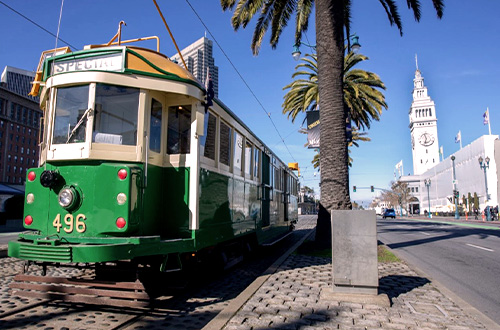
[52,53,124,74]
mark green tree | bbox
[221,0,444,244]
[282,52,387,131]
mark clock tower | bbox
[409,56,439,175]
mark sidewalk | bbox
[401,214,500,229]
[216,228,499,329]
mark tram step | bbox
[10,274,151,308]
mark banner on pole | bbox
[306,110,320,148]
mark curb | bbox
[380,241,500,330]
[202,228,315,330]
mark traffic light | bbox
[370,185,374,192]
[353,186,356,192]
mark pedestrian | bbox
[474,208,479,220]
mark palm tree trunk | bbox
[315,0,352,245]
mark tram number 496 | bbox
[53,214,86,233]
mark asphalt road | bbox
[377,217,500,325]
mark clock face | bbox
[419,132,435,146]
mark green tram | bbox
[8,36,299,279]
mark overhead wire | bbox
[2,0,302,166]
[184,0,297,163]
[0,0,77,49]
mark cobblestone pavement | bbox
[0,217,318,329]
[223,234,494,329]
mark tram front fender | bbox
[8,238,196,263]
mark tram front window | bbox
[53,85,90,144]
[93,84,139,145]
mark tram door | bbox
[283,169,289,222]
[261,153,271,227]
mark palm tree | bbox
[282,51,388,131]
[220,0,445,244]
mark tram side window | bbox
[149,98,162,153]
[219,121,231,166]
[53,85,89,144]
[200,112,216,160]
[245,141,252,176]
[233,131,243,173]
[167,105,191,154]
[274,165,281,191]
[93,84,139,145]
[253,147,259,179]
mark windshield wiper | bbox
[66,108,92,144]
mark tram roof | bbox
[30,45,204,97]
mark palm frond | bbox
[251,0,277,54]
[431,0,444,18]
[295,0,313,45]
[406,0,421,21]
[378,0,403,35]
[269,0,298,48]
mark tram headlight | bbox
[58,187,79,210]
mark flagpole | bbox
[488,107,492,135]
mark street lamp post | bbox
[451,156,460,219]
[478,156,491,221]
[424,179,431,218]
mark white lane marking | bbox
[466,243,494,252]
[420,232,431,236]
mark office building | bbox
[170,37,219,98]
[0,66,41,184]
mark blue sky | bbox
[1,1,499,206]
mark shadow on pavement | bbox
[379,274,430,304]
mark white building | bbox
[403,135,499,214]
[373,57,500,216]
[397,58,499,214]
[170,37,219,98]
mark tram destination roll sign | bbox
[51,53,124,74]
